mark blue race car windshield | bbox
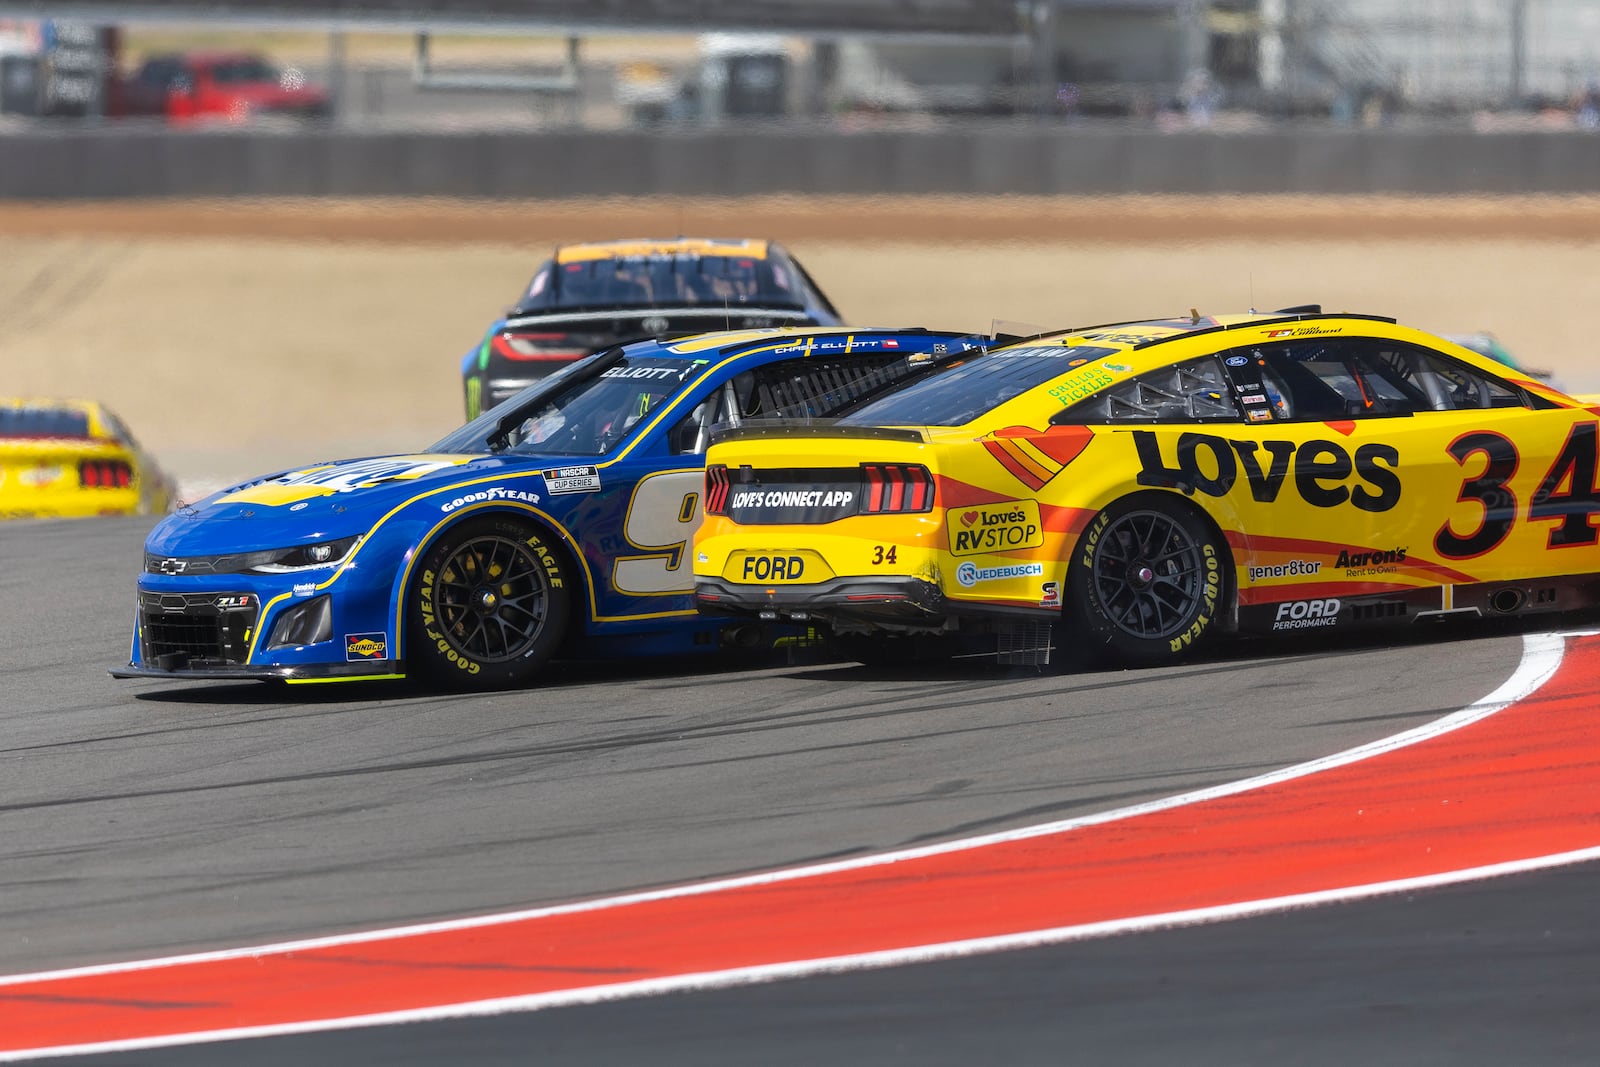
[513,253,805,314]
[837,345,1118,427]
[432,355,700,457]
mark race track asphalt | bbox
[85,861,1600,1067]
[4,514,1592,1064]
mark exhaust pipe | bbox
[1489,588,1526,615]
[721,624,764,649]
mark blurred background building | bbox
[2,0,1599,198]
[1,0,1599,128]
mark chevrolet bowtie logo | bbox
[158,558,187,575]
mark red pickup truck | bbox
[110,51,330,122]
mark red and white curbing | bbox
[2,630,1594,1060]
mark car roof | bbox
[181,51,271,65]
[2,396,101,416]
[637,324,970,359]
[1022,308,1393,351]
[553,238,772,264]
[997,308,1574,405]
[142,51,268,67]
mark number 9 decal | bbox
[613,470,704,595]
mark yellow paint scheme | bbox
[663,328,803,355]
[722,548,837,584]
[697,432,1061,610]
[285,673,406,685]
[0,398,175,521]
[216,455,472,508]
[695,315,1600,621]
[555,238,769,263]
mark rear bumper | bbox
[696,574,1064,629]
[696,575,944,620]
[0,496,143,520]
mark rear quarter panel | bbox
[0,439,144,519]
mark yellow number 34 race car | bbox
[693,308,1597,667]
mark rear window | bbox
[515,253,802,314]
[839,345,1117,427]
[0,407,91,439]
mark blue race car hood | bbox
[146,453,547,555]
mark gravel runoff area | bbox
[3,195,1597,490]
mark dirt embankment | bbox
[8,195,1600,244]
[3,195,1597,489]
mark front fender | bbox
[381,501,590,662]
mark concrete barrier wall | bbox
[3,126,1600,198]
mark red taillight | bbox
[705,464,730,515]
[79,460,132,489]
[491,332,587,362]
[860,464,933,513]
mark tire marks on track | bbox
[0,238,132,334]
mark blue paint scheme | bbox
[117,327,988,684]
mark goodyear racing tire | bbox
[1067,494,1225,667]
[408,517,572,691]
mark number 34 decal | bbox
[1435,423,1600,559]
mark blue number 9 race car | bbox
[113,327,989,690]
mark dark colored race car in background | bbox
[460,237,844,418]
[114,326,990,691]
[1446,331,1562,390]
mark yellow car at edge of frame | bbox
[0,398,176,521]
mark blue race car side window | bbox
[668,355,930,455]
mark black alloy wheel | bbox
[1068,495,1225,666]
[410,517,571,690]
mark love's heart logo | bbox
[961,510,979,527]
